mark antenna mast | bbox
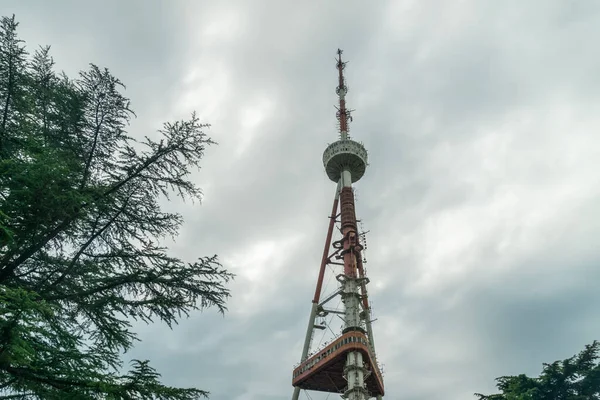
[336,48,355,140]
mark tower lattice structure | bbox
[291,50,384,400]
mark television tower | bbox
[291,50,384,400]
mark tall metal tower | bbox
[291,50,384,400]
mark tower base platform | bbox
[292,331,384,396]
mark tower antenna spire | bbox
[336,48,353,140]
[291,50,384,400]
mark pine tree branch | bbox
[79,100,103,189]
[0,378,17,390]
[0,217,73,282]
[44,194,132,290]
[0,137,199,282]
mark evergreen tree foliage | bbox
[475,341,600,400]
[0,14,233,399]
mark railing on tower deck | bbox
[292,331,384,392]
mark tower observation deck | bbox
[291,50,384,400]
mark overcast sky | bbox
[5,1,600,399]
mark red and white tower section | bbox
[291,50,384,400]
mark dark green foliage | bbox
[475,341,600,400]
[0,15,233,399]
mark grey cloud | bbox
[4,0,600,399]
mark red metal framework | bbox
[339,186,361,279]
[313,197,339,304]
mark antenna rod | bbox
[336,48,350,139]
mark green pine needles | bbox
[0,14,233,399]
[476,341,600,400]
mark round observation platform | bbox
[322,139,368,183]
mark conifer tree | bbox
[0,14,232,399]
[476,341,600,400]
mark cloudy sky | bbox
[5,0,600,399]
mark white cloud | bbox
[225,233,305,317]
